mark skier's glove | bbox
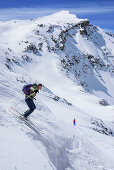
[34,90,38,93]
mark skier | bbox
[73,118,76,126]
[22,83,42,119]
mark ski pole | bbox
[11,92,35,108]
[11,98,25,108]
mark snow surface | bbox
[0,11,114,170]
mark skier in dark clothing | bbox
[23,83,42,119]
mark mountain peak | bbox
[37,10,87,25]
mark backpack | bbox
[22,84,33,95]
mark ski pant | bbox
[24,98,36,117]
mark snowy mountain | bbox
[0,10,114,170]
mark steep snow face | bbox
[0,11,114,170]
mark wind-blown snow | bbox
[0,11,114,170]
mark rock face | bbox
[99,99,109,106]
[91,118,113,136]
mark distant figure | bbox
[73,118,76,126]
[22,83,42,119]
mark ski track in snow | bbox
[0,11,114,170]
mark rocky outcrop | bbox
[99,99,109,106]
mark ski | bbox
[10,106,43,133]
[8,108,44,134]
[19,116,43,134]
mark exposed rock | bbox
[38,43,43,51]
[63,99,72,106]
[87,54,94,59]
[47,26,54,33]
[53,96,60,101]
[91,118,113,136]
[21,55,31,62]
[25,44,39,54]
[79,21,89,35]
[99,99,109,106]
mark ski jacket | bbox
[26,83,39,99]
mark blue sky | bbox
[0,0,114,33]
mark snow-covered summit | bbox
[37,10,88,25]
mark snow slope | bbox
[0,11,114,170]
